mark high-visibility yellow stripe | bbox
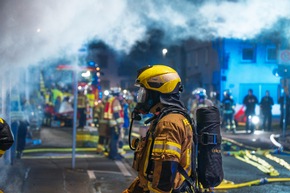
[24,148,95,153]
[153,144,181,155]
[0,150,5,155]
[76,134,98,142]
[23,145,131,154]
[185,148,191,173]
[148,182,163,193]
[152,148,181,158]
[104,97,114,119]
[143,138,153,177]
[153,140,181,158]
[154,140,181,149]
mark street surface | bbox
[1,126,290,193]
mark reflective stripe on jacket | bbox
[104,97,124,126]
[77,95,87,108]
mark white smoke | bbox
[197,0,290,39]
[0,0,290,70]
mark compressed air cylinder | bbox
[196,106,224,188]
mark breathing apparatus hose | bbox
[128,112,158,151]
[128,111,142,151]
[128,115,137,151]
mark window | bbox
[241,42,256,62]
[242,48,255,61]
[266,46,277,62]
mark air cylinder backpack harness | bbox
[128,105,224,193]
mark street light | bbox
[162,48,168,57]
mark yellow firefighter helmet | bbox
[135,65,181,94]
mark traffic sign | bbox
[278,50,290,65]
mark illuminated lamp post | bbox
[162,48,168,58]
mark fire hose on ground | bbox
[215,177,290,190]
[216,136,290,190]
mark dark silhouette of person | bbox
[17,120,29,159]
[221,89,236,133]
[260,90,274,131]
[243,89,258,133]
[278,88,290,130]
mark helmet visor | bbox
[136,87,147,103]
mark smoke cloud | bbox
[0,0,290,71]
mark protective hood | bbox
[160,93,186,110]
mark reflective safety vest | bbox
[86,93,95,108]
[104,97,123,120]
[77,94,87,108]
[51,89,63,103]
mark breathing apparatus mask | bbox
[128,87,161,150]
[128,64,182,150]
[134,87,160,115]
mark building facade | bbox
[183,38,283,115]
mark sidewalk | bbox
[0,156,96,193]
[0,152,136,193]
[0,126,136,193]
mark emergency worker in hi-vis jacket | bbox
[123,65,194,193]
[104,87,124,160]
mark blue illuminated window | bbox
[242,48,255,61]
[266,46,277,62]
[241,41,256,62]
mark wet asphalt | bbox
[1,126,290,193]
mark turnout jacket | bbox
[0,118,14,157]
[104,96,124,127]
[131,107,194,192]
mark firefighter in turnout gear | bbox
[104,87,124,160]
[123,65,195,193]
[94,98,109,154]
[190,88,213,118]
[0,118,14,158]
[221,89,236,133]
[77,90,88,128]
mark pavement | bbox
[0,125,290,193]
[0,154,137,193]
